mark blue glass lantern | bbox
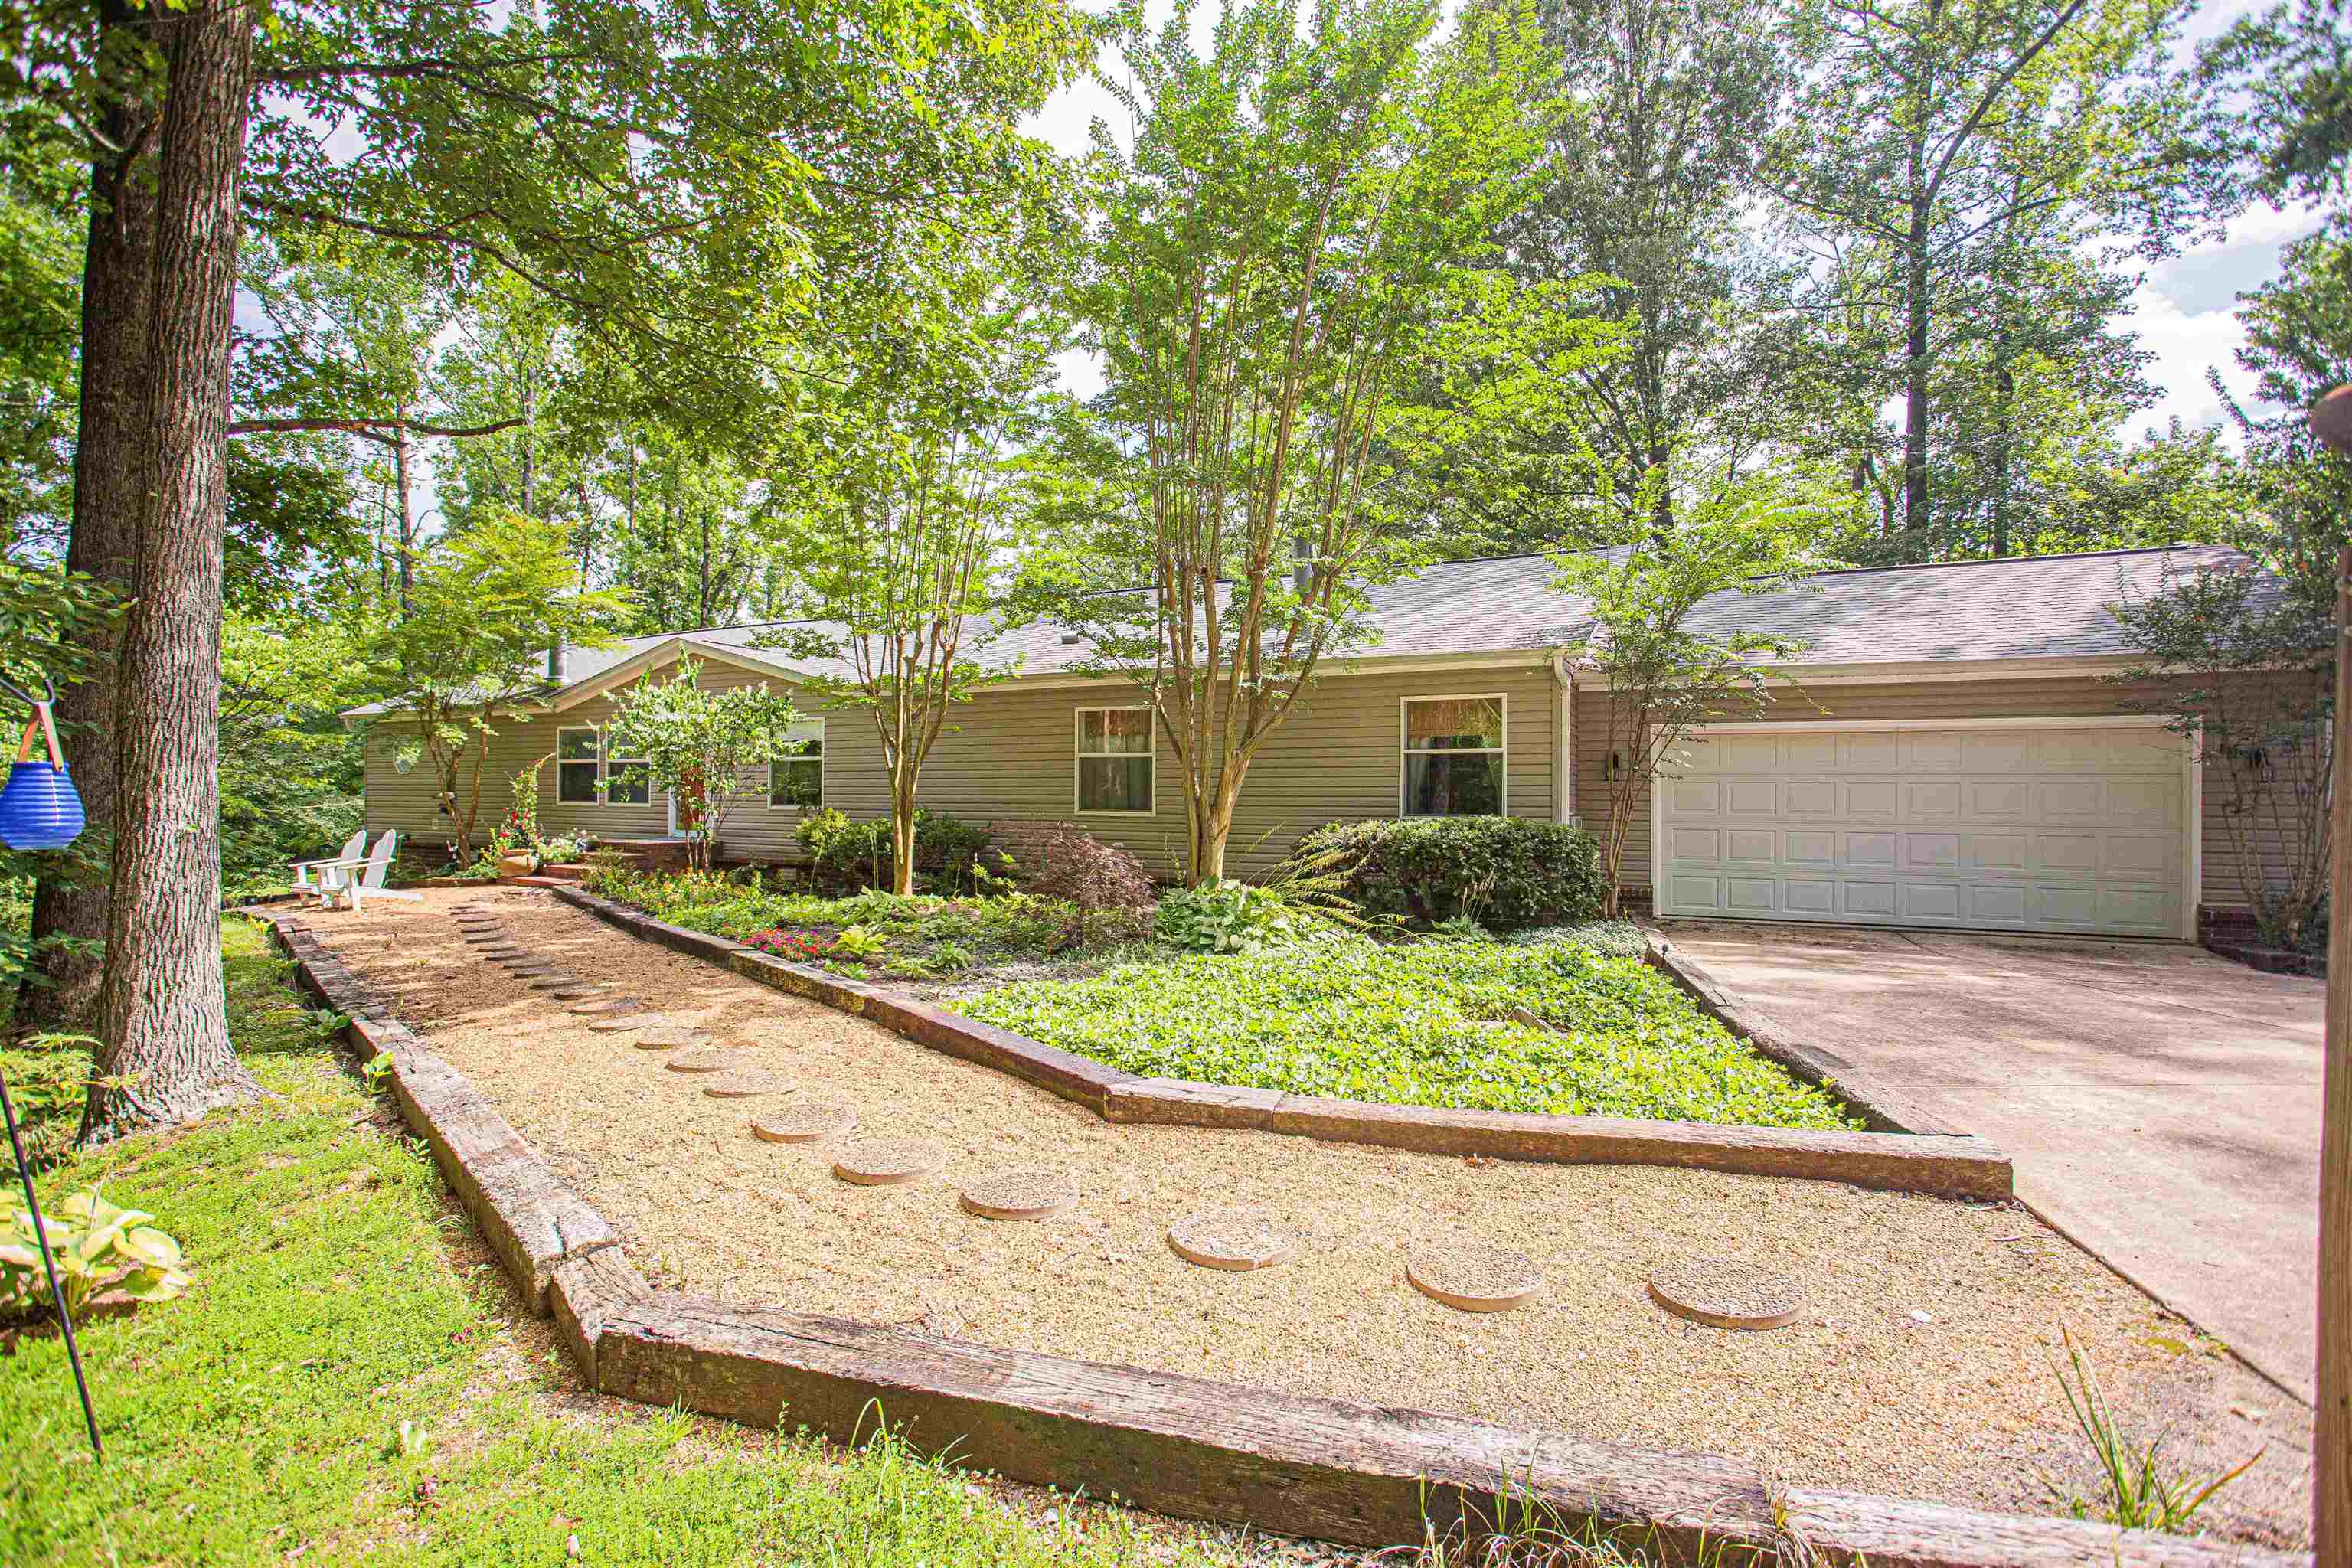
[0,705,83,851]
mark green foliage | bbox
[0,1187,190,1318]
[590,873,1154,972]
[369,514,626,848]
[599,659,805,871]
[1298,817,1605,930]
[1154,880,1336,955]
[2043,1328,2262,1531]
[2116,550,2335,949]
[959,938,1860,1129]
[1503,919,1648,959]
[1557,466,1848,912]
[1050,0,1559,882]
[794,808,1000,893]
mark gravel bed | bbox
[305,890,2311,1547]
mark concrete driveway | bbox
[1656,920,2324,1403]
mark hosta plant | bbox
[1155,880,1335,955]
[0,1190,191,1318]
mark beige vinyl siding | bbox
[364,656,1563,877]
[1571,673,2269,916]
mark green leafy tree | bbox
[369,513,626,854]
[598,660,805,873]
[765,299,1063,894]
[1485,0,1789,534]
[1557,465,1854,915]
[2198,0,2352,210]
[1057,0,1553,884]
[1766,0,2225,547]
[8,0,1086,1138]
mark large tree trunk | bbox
[84,0,261,1142]
[21,0,159,1032]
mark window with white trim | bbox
[557,727,600,803]
[1075,707,1153,814]
[1401,695,1504,816]
[768,719,825,808]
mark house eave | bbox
[1566,652,2143,690]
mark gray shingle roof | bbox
[565,544,2245,677]
[348,544,2252,719]
[1672,544,2252,665]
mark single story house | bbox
[352,544,2282,942]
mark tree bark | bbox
[21,0,159,1032]
[84,0,262,1141]
[1900,160,1932,541]
[393,400,415,609]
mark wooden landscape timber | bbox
[264,910,2309,1568]
[547,885,2013,1198]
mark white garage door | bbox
[1655,724,2190,937]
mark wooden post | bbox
[2326,541,2352,1563]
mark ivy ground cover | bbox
[956,938,1863,1131]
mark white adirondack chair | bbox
[321,830,423,911]
[292,829,367,906]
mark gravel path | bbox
[305,890,2311,1547]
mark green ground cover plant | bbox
[959,936,1862,1129]
[584,868,1156,980]
[0,922,1245,1568]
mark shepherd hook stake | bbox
[1,1070,102,1461]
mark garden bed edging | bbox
[261,906,2306,1568]
[549,886,2011,1199]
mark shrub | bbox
[989,823,1157,949]
[794,808,998,893]
[1296,817,1603,929]
[1156,880,1335,954]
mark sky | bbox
[1019,0,2334,437]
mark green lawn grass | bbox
[957,936,1862,1130]
[0,921,1236,1568]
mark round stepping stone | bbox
[478,946,526,960]
[528,975,582,991]
[505,961,555,975]
[662,1050,737,1073]
[462,929,506,941]
[1405,1243,1544,1313]
[703,1072,788,1098]
[832,1137,946,1187]
[1168,1207,1295,1272]
[571,998,645,1016]
[1647,1257,1804,1331]
[587,1011,671,1033]
[960,1168,1076,1221]
[753,1103,857,1143]
[632,1028,714,1052]
[553,985,609,1001]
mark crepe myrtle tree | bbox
[1051,0,1557,884]
[1559,463,1851,916]
[597,659,807,872]
[758,298,1059,895]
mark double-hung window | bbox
[1075,707,1153,814]
[557,727,601,803]
[557,725,652,805]
[768,719,825,808]
[1401,695,1505,816]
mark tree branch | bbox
[227,414,526,444]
